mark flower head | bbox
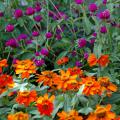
[46,32,53,39]
[34,15,42,22]
[75,61,82,67]
[100,26,107,33]
[89,3,98,12]
[97,54,109,67]
[37,94,55,116]
[6,38,18,48]
[57,56,69,65]
[99,9,110,20]
[32,31,39,37]
[78,38,87,48]
[0,11,4,17]
[14,9,23,19]
[6,24,14,32]
[16,90,37,106]
[26,7,35,15]
[58,110,83,120]
[87,104,116,120]
[40,48,49,56]
[17,34,28,41]
[34,59,45,67]
[8,112,29,120]
[75,0,84,4]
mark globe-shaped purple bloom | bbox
[32,31,39,37]
[26,7,35,15]
[35,2,42,12]
[6,24,14,32]
[98,9,110,20]
[92,32,97,37]
[103,0,107,5]
[100,26,107,33]
[14,9,23,19]
[40,48,49,56]
[34,59,45,67]
[56,34,62,40]
[84,52,89,59]
[0,11,4,17]
[34,15,42,22]
[78,38,87,48]
[35,51,40,56]
[6,38,18,48]
[46,32,52,39]
[75,61,82,67]
[90,39,95,45]
[17,34,28,41]
[75,0,84,4]
[88,3,98,12]
[26,40,33,45]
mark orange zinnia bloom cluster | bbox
[87,54,109,67]
[37,67,83,91]
[8,111,29,120]
[36,94,55,116]
[57,110,83,120]
[0,59,8,73]
[16,90,37,106]
[14,59,36,79]
[57,56,69,65]
[87,104,116,120]
[0,74,14,94]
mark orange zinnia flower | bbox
[36,94,55,116]
[16,90,37,106]
[14,59,36,79]
[8,112,29,120]
[37,71,60,87]
[80,77,101,96]
[67,67,83,77]
[57,56,69,65]
[0,59,8,73]
[57,110,83,120]
[87,104,116,120]
[0,74,14,94]
[87,54,98,67]
[98,77,117,97]
[97,54,109,67]
[57,70,77,91]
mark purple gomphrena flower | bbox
[56,34,62,40]
[78,38,87,48]
[75,61,82,67]
[100,26,107,33]
[6,24,14,32]
[14,9,23,19]
[35,2,42,12]
[6,38,18,48]
[90,39,95,45]
[34,59,45,67]
[71,50,77,56]
[84,52,89,59]
[40,48,49,56]
[98,9,110,20]
[48,11,54,17]
[32,31,39,37]
[75,0,84,4]
[103,0,107,5]
[17,34,28,41]
[92,32,97,37]
[0,11,4,17]
[46,32,52,39]
[34,15,42,22]
[88,3,98,12]
[12,58,18,64]
[35,51,40,56]
[26,7,35,16]
[26,40,33,44]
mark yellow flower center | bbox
[20,91,30,97]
